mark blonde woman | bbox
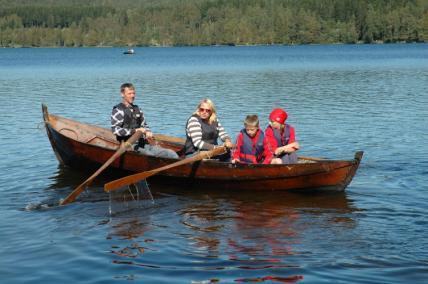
[184,99,233,160]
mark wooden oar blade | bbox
[60,182,88,205]
[105,171,155,192]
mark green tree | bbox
[0,0,426,46]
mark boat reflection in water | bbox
[103,184,356,283]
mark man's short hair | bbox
[244,114,259,127]
[120,83,135,93]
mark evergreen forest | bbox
[1,0,427,47]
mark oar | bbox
[104,146,227,192]
[60,131,143,205]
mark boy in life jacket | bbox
[265,108,300,164]
[231,115,273,164]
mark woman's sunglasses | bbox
[199,108,211,113]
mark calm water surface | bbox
[0,44,427,283]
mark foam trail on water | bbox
[24,199,60,211]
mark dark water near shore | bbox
[0,44,427,283]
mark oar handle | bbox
[126,130,144,146]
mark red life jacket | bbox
[270,124,291,147]
[238,129,265,164]
[268,124,298,164]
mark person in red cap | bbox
[265,108,300,164]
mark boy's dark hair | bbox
[244,114,259,127]
[120,83,135,93]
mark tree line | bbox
[1,0,427,47]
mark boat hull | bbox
[42,105,363,192]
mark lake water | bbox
[0,44,427,283]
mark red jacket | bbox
[232,129,273,164]
[265,124,296,156]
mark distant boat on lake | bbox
[123,48,135,55]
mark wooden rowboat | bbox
[42,104,363,192]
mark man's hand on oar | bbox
[104,146,227,192]
[60,131,143,205]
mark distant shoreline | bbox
[3,41,425,49]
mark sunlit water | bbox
[0,44,427,283]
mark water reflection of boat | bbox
[42,104,363,192]
[174,188,355,279]
[171,187,355,213]
[102,185,356,282]
[123,48,135,55]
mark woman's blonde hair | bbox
[193,98,217,124]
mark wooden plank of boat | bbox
[42,104,363,192]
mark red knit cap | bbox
[269,108,288,124]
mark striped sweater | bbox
[185,116,230,150]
